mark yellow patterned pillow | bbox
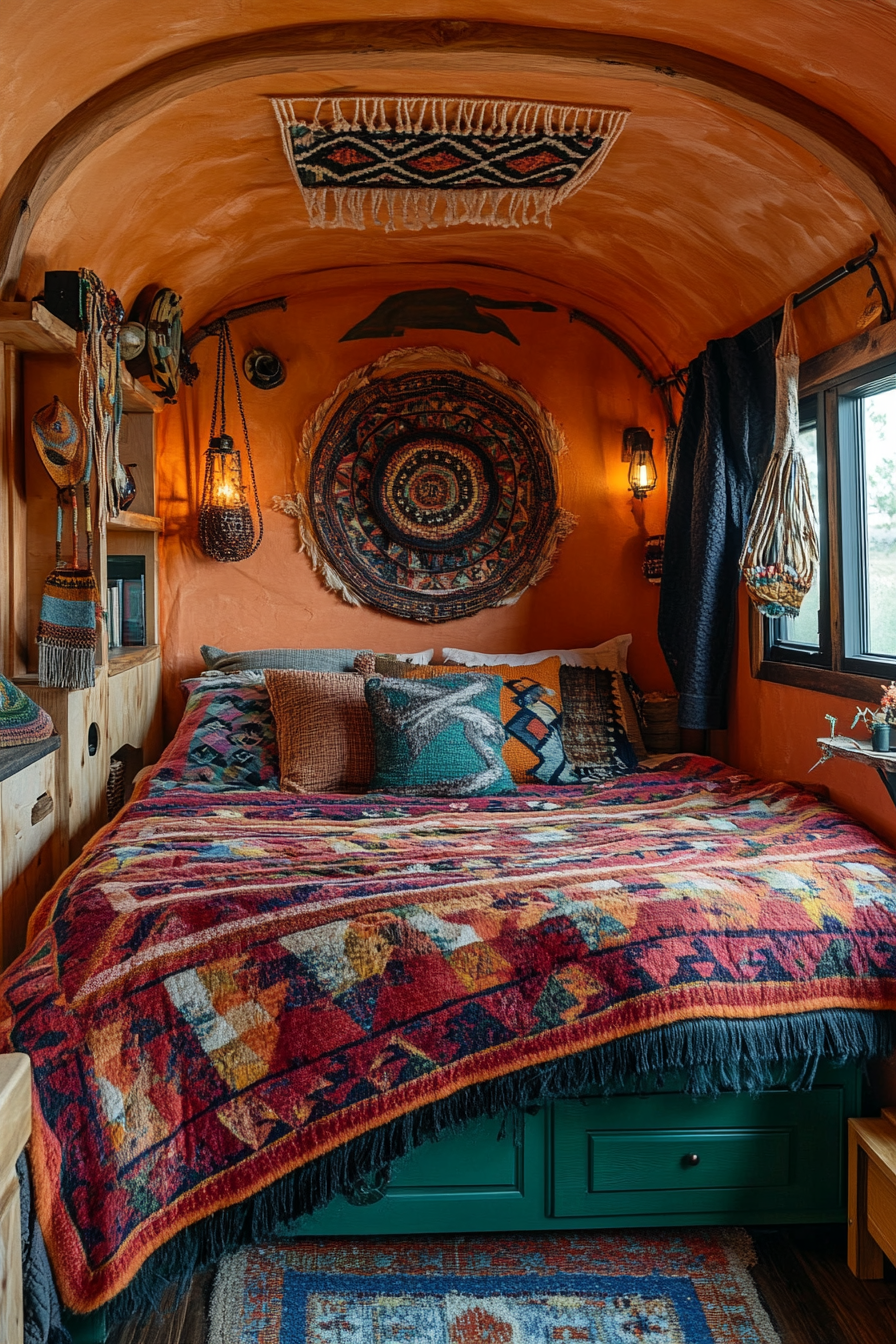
[396,657,576,785]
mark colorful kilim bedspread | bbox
[3,756,896,1313]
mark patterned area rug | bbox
[208,1231,782,1342]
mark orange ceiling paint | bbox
[1,6,894,365]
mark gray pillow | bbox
[201,645,371,675]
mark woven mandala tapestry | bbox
[271,96,629,231]
[274,348,576,622]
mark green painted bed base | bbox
[62,1061,863,1342]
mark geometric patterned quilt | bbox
[2,755,896,1312]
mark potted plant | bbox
[853,681,896,752]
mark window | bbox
[757,341,896,697]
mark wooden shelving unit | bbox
[108,644,160,675]
[0,298,164,883]
[0,301,160,413]
[107,511,162,533]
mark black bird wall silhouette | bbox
[340,288,556,344]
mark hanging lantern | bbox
[623,427,658,500]
[198,321,263,562]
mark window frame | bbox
[751,321,896,700]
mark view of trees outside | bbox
[865,388,896,657]
[781,422,821,646]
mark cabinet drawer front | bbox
[552,1088,845,1218]
[589,1127,790,1195]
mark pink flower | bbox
[881,682,896,723]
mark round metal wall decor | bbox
[274,347,576,621]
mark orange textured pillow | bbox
[264,669,374,793]
[397,656,575,785]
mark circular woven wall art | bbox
[274,347,576,621]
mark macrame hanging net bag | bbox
[740,294,819,618]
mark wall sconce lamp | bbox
[623,426,658,500]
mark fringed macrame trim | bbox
[271,96,629,231]
[272,346,572,612]
[493,508,579,609]
[77,1008,896,1325]
[271,491,365,608]
[37,644,96,690]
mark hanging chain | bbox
[209,322,229,440]
[222,321,264,554]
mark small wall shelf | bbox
[817,735,896,808]
[0,300,160,413]
[108,645,160,675]
[107,512,162,533]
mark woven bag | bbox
[739,295,819,618]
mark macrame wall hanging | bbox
[273,347,576,622]
[271,96,629,232]
[79,268,127,528]
[198,320,264,562]
[740,294,819,618]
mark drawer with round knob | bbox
[551,1086,846,1219]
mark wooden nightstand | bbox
[848,1110,896,1276]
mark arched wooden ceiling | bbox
[3,5,895,369]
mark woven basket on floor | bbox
[641,693,681,754]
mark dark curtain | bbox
[658,316,778,731]
[17,1154,70,1344]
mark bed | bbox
[2,675,896,1338]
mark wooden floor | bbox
[111,1227,896,1344]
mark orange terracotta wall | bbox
[728,593,896,849]
[725,298,896,850]
[156,269,672,733]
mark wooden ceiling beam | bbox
[2,20,895,299]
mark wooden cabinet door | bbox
[0,752,61,967]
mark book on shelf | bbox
[106,583,123,647]
[122,578,145,646]
[107,554,146,647]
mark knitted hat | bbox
[31,397,87,488]
[0,674,54,747]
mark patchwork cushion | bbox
[150,685,278,792]
[443,634,632,672]
[201,645,369,675]
[365,672,515,797]
[265,670,374,793]
[559,665,639,781]
[615,671,648,759]
[394,657,576,786]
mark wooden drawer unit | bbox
[551,1086,848,1220]
[0,741,62,967]
[848,1109,896,1276]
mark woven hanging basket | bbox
[740,294,819,618]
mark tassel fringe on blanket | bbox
[740,294,819,618]
[85,1008,895,1325]
[271,96,629,231]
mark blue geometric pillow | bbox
[150,685,279,792]
[364,673,516,797]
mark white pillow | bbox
[392,649,435,665]
[443,635,632,672]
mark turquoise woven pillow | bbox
[364,672,516,797]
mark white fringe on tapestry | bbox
[271,96,629,231]
[272,346,576,612]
